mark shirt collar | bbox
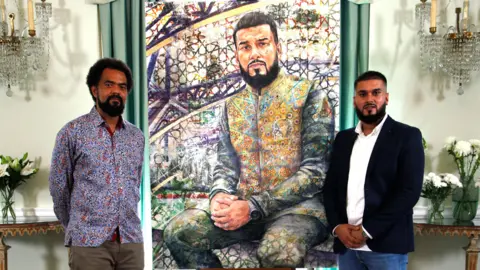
[355,113,389,136]
[88,106,125,129]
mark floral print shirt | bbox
[49,107,145,247]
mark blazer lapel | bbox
[366,116,395,177]
[345,130,358,159]
[341,129,358,183]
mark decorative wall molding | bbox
[85,0,116,4]
[347,0,374,4]
[13,206,480,221]
[13,208,56,218]
[413,206,480,221]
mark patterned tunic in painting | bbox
[209,71,332,223]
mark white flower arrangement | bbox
[0,153,38,220]
[444,137,480,188]
[0,164,9,178]
[421,172,462,201]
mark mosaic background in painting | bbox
[146,1,340,268]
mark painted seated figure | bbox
[163,11,334,268]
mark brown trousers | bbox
[68,239,144,270]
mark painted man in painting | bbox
[164,11,332,268]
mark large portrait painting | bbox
[146,0,340,268]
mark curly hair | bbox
[86,58,133,101]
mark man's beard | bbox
[98,94,125,117]
[239,56,280,90]
[355,102,387,124]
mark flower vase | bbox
[427,199,445,224]
[452,175,479,221]
[0,188,16,222]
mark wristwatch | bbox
[362,229,369,239]
[248,200,262,221]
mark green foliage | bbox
[0,152,38,191]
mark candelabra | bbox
[416,0,479,95]
[0,0,52,97]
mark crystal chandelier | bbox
[0,0,52,97]
[416,0,480,95]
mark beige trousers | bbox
[68,239,144,270]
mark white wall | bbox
[0,0,99,269]
[369,0,480,269]
[2,0,478,269]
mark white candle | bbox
[1,0,5,23]
[430,0,437,29]
[463,0,469,30]
[27,0,34,31]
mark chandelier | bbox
[0,0,52,97]
[416,0,480,95]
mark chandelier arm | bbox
[8,12,13,37]
[455,7,461,35]
[416,1,480,95]
[1,0,53,97]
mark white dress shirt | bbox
[345,114,388,251]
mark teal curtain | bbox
[340,0,370,130]
[97,0,151,265]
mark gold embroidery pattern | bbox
[226,73,311,197]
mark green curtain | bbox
[340,0,370,130]
[97,0,151,266]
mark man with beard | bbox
[163,12,331,268]
[49,58,145,270]
[324,71,424,269]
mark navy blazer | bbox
[324,116,425,254]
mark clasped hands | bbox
[335,224,368,249]
[210,192,250,231]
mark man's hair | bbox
[233,11,279,47]
[86,58,133,101]
[354,70,388,90]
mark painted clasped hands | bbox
[210,192,251,231]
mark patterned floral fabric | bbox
[226,71,309,195]
[163,208,328,268]
[153,239,337,269]
[210,71,332,223]
[49,107,145,247]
